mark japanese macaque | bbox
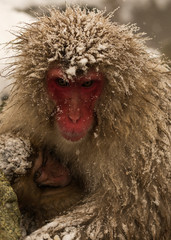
[13,150,83,229]
[0,6,170,240]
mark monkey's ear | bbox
[0,134,32,181]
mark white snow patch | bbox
[94,132,98,138]
[122,223,128,234]
[76,46,85,53]
[146,47,161,58]
[79,58,88,66]
[66,66,76,76]
[61,227,77,240]
[76,149,80,155]
[54,235,61,240]
[0,134,32,180]
[97,44,108,50]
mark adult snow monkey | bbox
[0,6,170,240]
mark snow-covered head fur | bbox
[1,6,169,142]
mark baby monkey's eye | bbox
[82,80,94,88]
[55,78,69,87]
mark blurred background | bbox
[0,0,171,104]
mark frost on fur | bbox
[0,6,170,240]
[0,134,32,181]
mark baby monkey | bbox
[13,149,83,229]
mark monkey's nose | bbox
[68,112,80,123]
[68,107,81,123]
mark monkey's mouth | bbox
[61,130,87,142]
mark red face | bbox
[47,67,104,142]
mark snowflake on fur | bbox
[0,134,32,180]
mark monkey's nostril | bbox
[68,116,80,123]
[68,113,80,123]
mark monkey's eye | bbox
[55,78,69,87]
[82,80,94,88]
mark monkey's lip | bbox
[37,174,71,187]
[61,130,86,142]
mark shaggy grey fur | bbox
[0,6,170,240]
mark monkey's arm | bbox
[0,133,32,181]
[24,195,101,240]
